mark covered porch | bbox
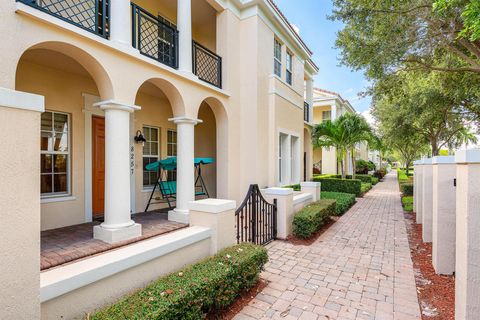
[41,210,186,270]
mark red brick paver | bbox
[236,173,421,320]
[41,211,186,270]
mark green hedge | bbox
[312,177,362,196]
[361,182,372,195]
[293,199,336,239]
[402,196,413,212]
[401,183,414,196]
[91,243,268,320]
[282,184,301,191]
[371,177,379,185]
[321,192,356,216]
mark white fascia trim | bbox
[455,149,480,164]
[15,3,231,98]
[265,187,294,195]
[432,156,455,164]
[0,87,45,112]
[293,192,313,205]
[40,226,211,302]
[269,76,303,110]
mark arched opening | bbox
[15,43,113,231]
[195,97,228,199]
[133,79,181,213]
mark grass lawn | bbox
[402,196,413,212]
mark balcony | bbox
[304,101,310,122]
[18,0,223,89]
[131,3,178,69]
[193,40,222,88]
[17,0,110,38]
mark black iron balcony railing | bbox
[304,101,310,122]
[192,40,222,88]
[18,0,110,38]
[131,3,178,69]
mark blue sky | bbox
[275,0,372,114]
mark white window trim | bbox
[274,38,282,78]
[142,125,160,187]
[277,129,301,186]
[286,50,293,86]
[40,110,71,198]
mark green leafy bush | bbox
[371,177,379,185]
[313,177,362,196]
[91,243,268,320]
[334,174,377,184]
[401,183,414,196]
[356,159,376,174]
[361,182,372,195]
[321,191,356,215]
[292,199,336,238]
[402,196,413,212]
[374,168,387,179]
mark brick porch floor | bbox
[41,211,187,270]
[235,172,421,320]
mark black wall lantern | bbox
[134,130,147,146]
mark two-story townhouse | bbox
[0,0,317,318]
[311,88,369,175]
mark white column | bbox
[177,0,192,73]
[455,149,480,320]
[422,158,433,242]
[432,156,456,275]
[264,188,294,240]
[413,160,419,214]
[416,160,424,224]
[93,101,141,244]
[110,0,132,47]
[306,78,314,122]
[168,116,201,223]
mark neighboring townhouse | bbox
[0,0,318,318]
[311,88,369,175]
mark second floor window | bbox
[274,39,282,77]
[143,126,160,187]
[286,51,293,85]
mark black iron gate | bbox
[235,184,277,245]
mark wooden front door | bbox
[92,116,105,217]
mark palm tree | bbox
[312,116,350,178]
[340,113,372,179]
[368,133,389,170]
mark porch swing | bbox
[144,157,214,212]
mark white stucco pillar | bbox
[432,156,456,275]
[455,149,480,320]
[415,160,424,223]
[110,0,132,47]
[413,160,419,214]
[300,181,321,202]
[422,158,433,242]
[177,0,192,72]
[306,78,314,122]
[93,101,141,244]
[168,116,201,223]
[264,188,294,239]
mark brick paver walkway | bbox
[235,173,421,320]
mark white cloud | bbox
[291,24,300,35]
[361,108,376,128]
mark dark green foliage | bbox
[91,243,268,320]
[313,177,362,196]
[402,196,413,212]
[401,183,413,196]
[371,177,379,185]
[356,159,375,174]
[374,168,386,179]
[321,192,356,216]
[292,199,336,239]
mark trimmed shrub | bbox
[371,177,379,185]
[401,183,414,196]
[374,168,386,179]
[91,243,268,320]
[361,182,372,195]
[402,196,413,212]
[282,184,301,191]
[313,177,362,196]
[333,174,377,184]
[356,159,376,174]
[321,191,356,215]
[292,199,336,238]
